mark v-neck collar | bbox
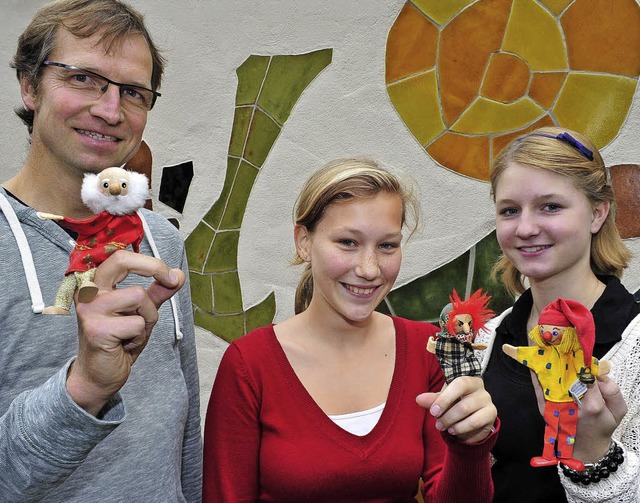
[265,316,407,456]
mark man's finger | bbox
[92,250,180,291]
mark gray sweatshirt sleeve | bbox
[0,359,124,502]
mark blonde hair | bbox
[529,325,581,354]
[293,157,420,313]
[490,127,631,295]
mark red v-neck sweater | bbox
[203,316,496,502]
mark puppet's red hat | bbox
[538,298,595,363]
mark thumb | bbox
[597,375,627,424]
[146,268,185,308]
[416,392,439,411]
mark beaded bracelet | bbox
[560,441,624,485]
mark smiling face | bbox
[21,27,152,176]
[295,192,403,325]
[494,162,608,287]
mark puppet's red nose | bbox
[541,330,553,342]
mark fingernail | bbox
[430,404,441,417]
[169,271,178,284]
[435,421,444,431]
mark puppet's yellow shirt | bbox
[516,346,600,403]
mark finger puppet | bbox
[427,289,494,384]
[38,167,149,315]
[502,298,609,471]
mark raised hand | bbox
[65,250,185,416]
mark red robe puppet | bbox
[39,167,149,315]
[502,298,610,471]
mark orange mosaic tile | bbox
[439,0,512,125]
[481,52,531,103]
[529,71,567,109]
[562,0,640,77]
[491,115,555,160]
[426,133,490,180]
[385,3,438,83]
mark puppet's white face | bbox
[81,167,149,215]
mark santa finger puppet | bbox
[38,167,149,315]
[502,298,610,471]
[427,289,493,384]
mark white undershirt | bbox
[328,402,385,436]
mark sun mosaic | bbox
[385,0,640,181]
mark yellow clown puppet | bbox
[502,298,609,471]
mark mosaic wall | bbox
[147,0,640,342]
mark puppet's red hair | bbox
[445,289,494,336]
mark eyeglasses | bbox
[41,61,161,111]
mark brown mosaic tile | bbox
[481,52,530,103]
[610,164,640,239]
[385,2,438,83]
[529,71,567,109]
[562,0,640,76]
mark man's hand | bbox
[66,250,185,416]
[416,376,497,444]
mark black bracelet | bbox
[560,441,624,485]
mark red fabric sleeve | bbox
[202,344,261,502]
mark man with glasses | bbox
[0,1,202,501]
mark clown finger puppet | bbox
[38,167,149,315]
[502,298,609,471]
[426,289,494,384]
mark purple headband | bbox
[520,132,594,161]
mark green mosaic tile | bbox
[187,49,333,342]
[236,55,270,106]
[245,292,277,333]
[228,107,253,158]
[212,272,243,314]
[258,50,333,125]
[184,222,215,272]
[383,232,514,323]
[204,230,240,273]
[194,309,245,344]
[244,109,282,167]
[219,161,259,229]
[189,272,213,313]
[553,73,637,148]
[202,157,241,229]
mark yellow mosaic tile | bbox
[540,0,572,16]
[502,0,567,71]
[439,0,512,125]
[481,52,531,103]
[412,0,475,26]
[385,2,439,83]
[453,96,545,134]
[562,0,640,77]
[553,73,638,148]
[387,69,444,145]
[529,71,567,109]
[427,133,490,180]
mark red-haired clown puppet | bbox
[38,167,149,315]
[427,289,494,384]
[502,298,610,471]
